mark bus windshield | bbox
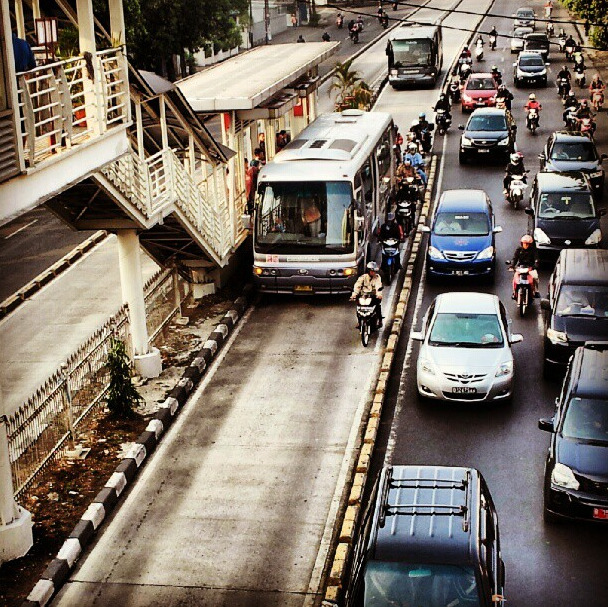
[255,181,354,254]
[391,39,432,68]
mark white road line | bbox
[4,219,38,239]
[384,129,448,466]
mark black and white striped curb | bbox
[21,284,254,607]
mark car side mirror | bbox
[538,417,554,432]
[512,62,517,67]
[510,333,524,344]
[541,298,551,311]
[419,225,431,233]
[458,125,465,130]
[525,207,534,215]
[411,330,424,341]
[493,226,503,234]
[241,213,252,230]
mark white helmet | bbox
[529,93,536,100]
[367,261,379,272]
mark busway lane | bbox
[382,0,608,605]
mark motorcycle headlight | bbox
[461,135,473,147]
[477,245,494,260]
[547,328,568,344]
[534,228,551,245]
[420,359,435,375]
[495,361,513,377]
[551,463,579,490]
[497,137,509,146]
[585,228,602,245]
[428,245,444,260]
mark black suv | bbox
[539,131,607,198]
[459,108,516,164]
[526,171,604,260]
[344,465,506,606]
[513,51,548,86]
[541,248,608,375]
[539,342,608,523]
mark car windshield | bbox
[562,398,608,443]
[429,312,504,347]
[514,27,533,38]
[467,115,506,131]
[517,9,534,18]
[255,181,354,254]
[550,142,598,162]
[466,78,496,91]
[391,39,432,68]
[537,192,595,219]
[364,561,481,607]
[433,211,490,236]
[519,55,544,67]
[555,285,608,318]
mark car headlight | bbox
[590,170,603,178]
[585,228,602,245]
[547,328,567,344]
[420,359,435,375]
[428,245,444,260]
[495,361,513,377]
[551,463,580,490]
[477,245,494,260]
[462,94,473,102]
[497,137,509,146]
[461,135,473,147]
[534,228,551,245]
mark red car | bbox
[461,73,499,112]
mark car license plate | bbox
[593,508,608,520]
[453,270,469,276]
[294,285,313,292]
[452,387,477,394]
[478,149,490,153]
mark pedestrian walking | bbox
[291,14,297,27]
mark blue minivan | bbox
[421,189,502,280]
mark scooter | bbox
[475,39,484,62]
[336,14,343,28]
[546,22,554,37]
[574,65,586,88]
[396,178,419,235]
[392,1,398,9]
[435,108,452,135]
[381,237,400,284]
[381,14,389,29]
[349,25,359,44]
[565,43,575,61]
[509,265,535,317]
[557,76,571,99]
[355,295,381,347]
[449,78,461,103]
[489,33,497,50]
[507,174,528,209]
[526,108,540,134]
[564,104,579,130]
[459,60,472,81]
[591,87,605,111]
[580,116,595,138]
[558,31,567,53]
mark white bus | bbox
[250,109,396,295]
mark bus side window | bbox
[354,172,364,216]
[362,159,374,207]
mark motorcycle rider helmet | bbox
[563,65,568,71]
[438,92,446,100]
[403,158,412,166]
[581,99,589,107]
[387,212,396,222]
[408,142,417,152]
[529,93,536,100]
[367,261,379,272]
[521,234,534,246]
[567,90,575,98]
[510,153,520,164]
[491,65,498,71]
[419,112,426,120]
[463,45,468,51]
[498,83,506,91]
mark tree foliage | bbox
[105,337,142,418]
[562,0,608,49]
[329,60,373,111]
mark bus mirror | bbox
[355,213,365,232]
[241,213,252,231]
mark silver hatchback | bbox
[413,292,523,403]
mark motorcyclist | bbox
[503,152,527,195]
[509,235,539,297]
[564,34,576,57]
[563,90,579,125]
[524,93,542,128]
[433,93,452,120]
[489,26,498,49]
[410,113,433,154]
[590,73,605,91]
[495,84,514,110]
[395,158,419,182]
[350,261,383,327]
[557,65,571,94]
[378,212,403,269]
[459,45,471,60]
[576,99,596,134]
[490,65,502,84]
[404,142,427,185]
[380,11,389,28]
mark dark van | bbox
[523,33,550,59]
[344,465,506,607]
[541,248,608,376]
[526,171,604,261]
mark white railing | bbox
[16,48,129,168]
[7,268,187,499]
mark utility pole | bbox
[249,0,254,47]
[264,0,271,44]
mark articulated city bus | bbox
[386,23,443,87]
[250,109,395,295]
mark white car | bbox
[511,26,533,53]
[413,292,523,403]
[513,7,535,29]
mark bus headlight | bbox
[343,267,356,276]
[253,266,263,275]
[585,228,602,245]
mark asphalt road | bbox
[377,1,608,605]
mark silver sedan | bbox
[413,292,523,403]
[511,27,533,53]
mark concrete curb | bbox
[0,231,108,320]
[20,284,255,607]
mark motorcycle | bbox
[574,65,586,88]
[475,39,484,62]
[396,177,419,235]
[336,14,343,28]
[392,1,398,9]
[509,264,535,317]
[435,108,452,135]
[544,2,553,18]
[507,173,528,209]
[591,87,605,111]
[355,295,381,347]
[573,53,585,71]
[489,34,497,50]
[491,70,502,86]
[558,31,567,53]
[458,57,472,80]
[546,22,554,37]
[381,237,400,284]
[381,14,389,29]
[526,108,540,134]
[580,116,595,138]
[557,76,571,99]
[449,78,461,103]
[565,43,575,61]
[564,104,579,130]
[349,25,359,44]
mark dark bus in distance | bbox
[386,23,443,88]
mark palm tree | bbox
[329,60,373,111]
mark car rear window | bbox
[467,78,496,91]
[467,115,507,131]
[519,55,544,66]
[538,192,595,219]
[562,398,608,443]
[517,10,534,17]
[433,211,490,236]
[550,142,598,161]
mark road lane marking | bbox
[4,219,38,239]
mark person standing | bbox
[291,14,297,27]
[12,32,36,73]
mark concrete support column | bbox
[0,415,33,564]
[108,0,126,45]
[116,230,162,378]
[32,0,40,19]
[14,0,25,38]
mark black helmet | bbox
[563,65,568,71]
